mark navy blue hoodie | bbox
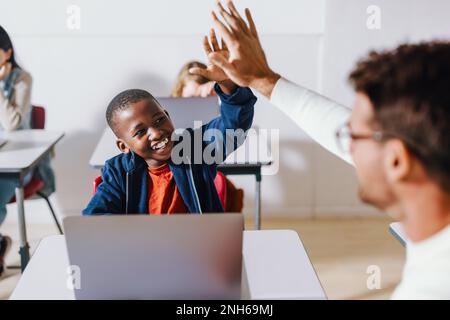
[83,85,256,215]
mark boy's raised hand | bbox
[190,28,237,94]
[189,28,230,83]
[206,0,280,98]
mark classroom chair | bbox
[8,105,63,234]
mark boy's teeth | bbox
[153,138,168,150]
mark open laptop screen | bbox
[63,214,243,300]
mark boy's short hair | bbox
[106,89,156,135]
[349,41,450,192]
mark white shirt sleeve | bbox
[270,77,353,165]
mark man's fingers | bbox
[216,0,242,33]
[210,28,220,52]
[227,0,248,32]
[203,36,213,56]
[216,1,232,21]
[245,8,258,38]
[212,11,234,45]
[227,0,243,19]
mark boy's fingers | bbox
[209,52,233,72]
[210,29,220,52]
[221,38,229,52]
[203,36,213,55]
[189,67,209,78]
[245,8,258,38]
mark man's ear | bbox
[116,139,130,153]
[384,139,412,183]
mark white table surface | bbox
[89,127,273,168]
[10,230,326,300]
[389,222,407,246]
[0,130,64,172]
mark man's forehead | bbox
[351,93,375,128]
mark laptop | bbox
[156,96,219,130]
[63,214,243,300]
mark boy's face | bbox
[114,98,175,168]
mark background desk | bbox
[0,130,64,270]
[89,128,273,230]
[389,222,407,247]
[10,230,326,300]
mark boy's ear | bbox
[164,110,170,118]
[116,139,130,153]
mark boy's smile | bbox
[114,98,175,168]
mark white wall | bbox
[2,0,325,222]
[2,0,450,223]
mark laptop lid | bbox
[156,96,219,130]
[63,214,243,300]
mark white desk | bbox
[10,230,326,300]
[89,128,273,230]
[0,129,64,270]
[389,222,407,247]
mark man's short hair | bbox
[349,42,450,192]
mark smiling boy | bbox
[83,74,256,215]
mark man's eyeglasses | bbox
[335,122,386,154]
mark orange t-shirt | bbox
[147,163,188,214]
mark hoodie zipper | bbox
[125,172,129,215]
[186,157,203,214]
[125,154,202,214]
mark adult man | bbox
[191,0,450,299]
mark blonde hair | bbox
[171,61,209,97]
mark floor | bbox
[254,217,405,299]
[0,216,405,300]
